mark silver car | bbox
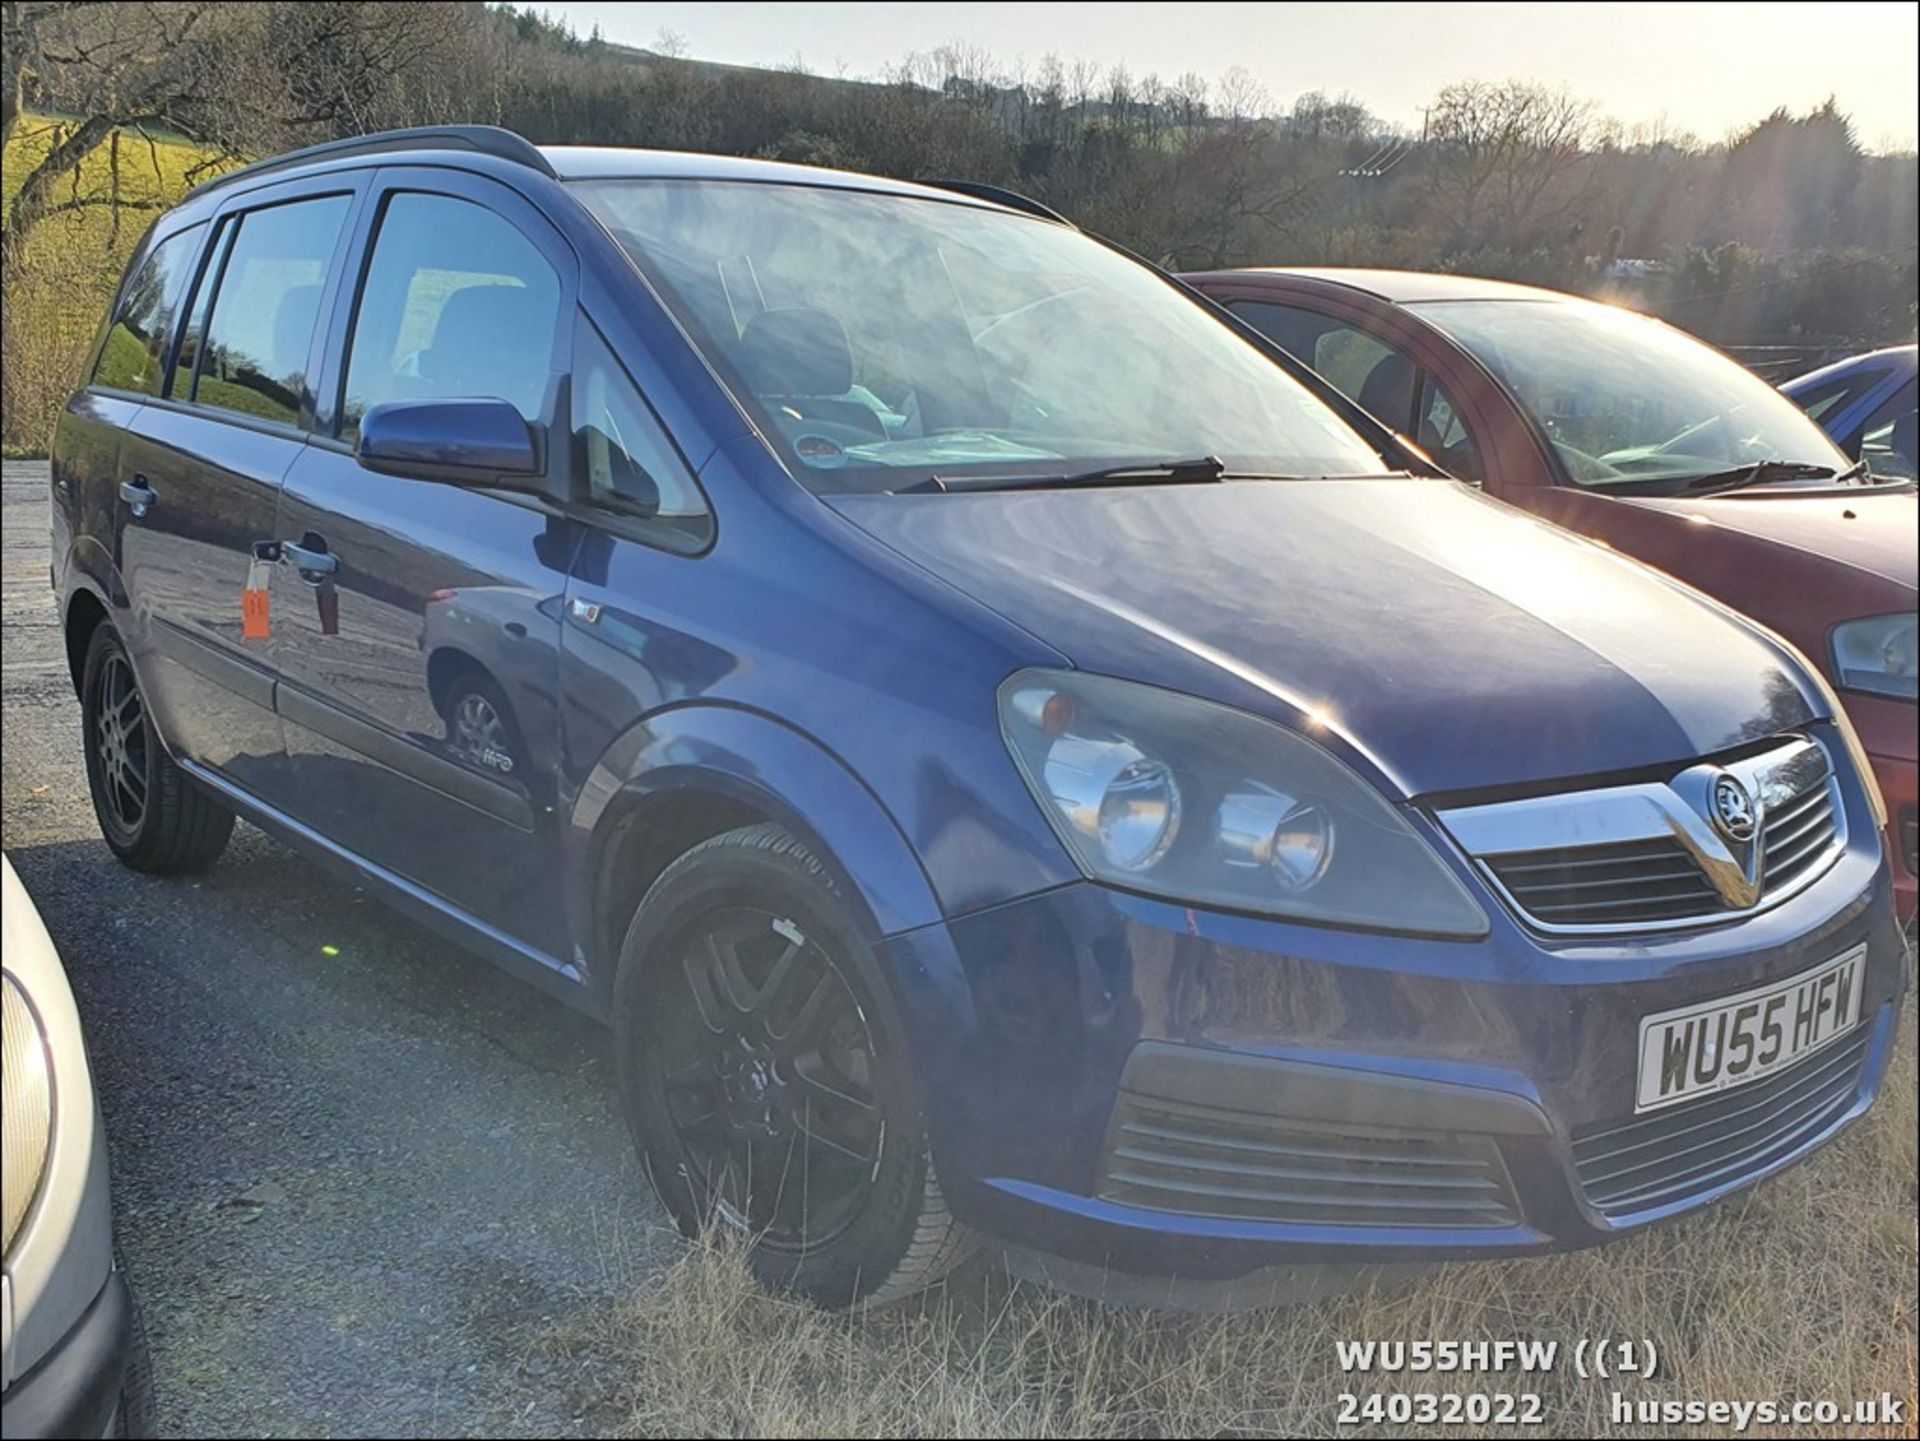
[2,856,153,1438]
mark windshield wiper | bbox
[903,455,1233,494]
[1596,459,1860,498]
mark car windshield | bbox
[572,179,1386,494]
[1411,298,1854,489]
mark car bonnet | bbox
[827,479,1822,798]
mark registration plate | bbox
[1635,946,1865,1113]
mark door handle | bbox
[280,538,339,583]
[119,477,156,518]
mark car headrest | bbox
[738,307,854,398]
[270,283,324,382]
[1357,349,1416,430]
[421,285,551,391]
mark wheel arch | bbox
[63,586,112,696]
[569,703,948,1006]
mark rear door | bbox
[64,218,206,643]
[263,167,578,956]
[116,176,361,788]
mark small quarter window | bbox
[92,224,205,395]
[572,320,711,549]
[1414,371,1485,484]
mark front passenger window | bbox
[342,192,561,439]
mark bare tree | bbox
[1291,89,1376,141]
[1214,65,1270,128]
[266,1,468,136]
[1425,79,1597,244]
[1,2,266,268]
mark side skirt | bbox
[179,759,601,1020]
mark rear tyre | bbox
[614,823,971,1308]
[80,624,233,874]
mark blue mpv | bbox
[51,127,1906,1308]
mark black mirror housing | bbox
[355,399,547,492]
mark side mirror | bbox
[356,399,546,491]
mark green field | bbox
[1,114,232,452]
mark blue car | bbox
[50,127,1906,1309]
[1783,344,1918,481]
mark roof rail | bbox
[186,125,555,201]
[922,179,1071,225]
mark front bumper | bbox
[0,1268,132,1441]
[889,793,1907,1284]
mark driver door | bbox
[264,167,580,958]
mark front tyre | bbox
[114,1250,157,1439]
[614,823,970,1308]
[80,624,233,873]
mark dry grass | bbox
[547,992,1915,1439]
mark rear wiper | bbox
[903,455,1232,495]
[1600,459,1858,498]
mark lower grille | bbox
[1096,1095,1519,1229]
[1572,1025,1870,1218]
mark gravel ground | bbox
[2,459,670,1436]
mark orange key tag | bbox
[243,557,271,640]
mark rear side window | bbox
[1793,370,1882,423]
[92,224,205,395]
[190,195,352,426]
[341,192,561,440]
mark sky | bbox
[545,1,1920,152]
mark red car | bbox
[1183,268,1919,920]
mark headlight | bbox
[3,972,53,1254]
[1000,670,1488,936]
[1831,613,1918,702]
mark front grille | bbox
[1486,779,1842,930]
[1487,837,1721,927]
[1762,782,1840,890]
[1096,1094,1519,1229]
[1571,1025,1870,1218]
[1443,736,1847,935]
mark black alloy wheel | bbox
[615,824,971,1307]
